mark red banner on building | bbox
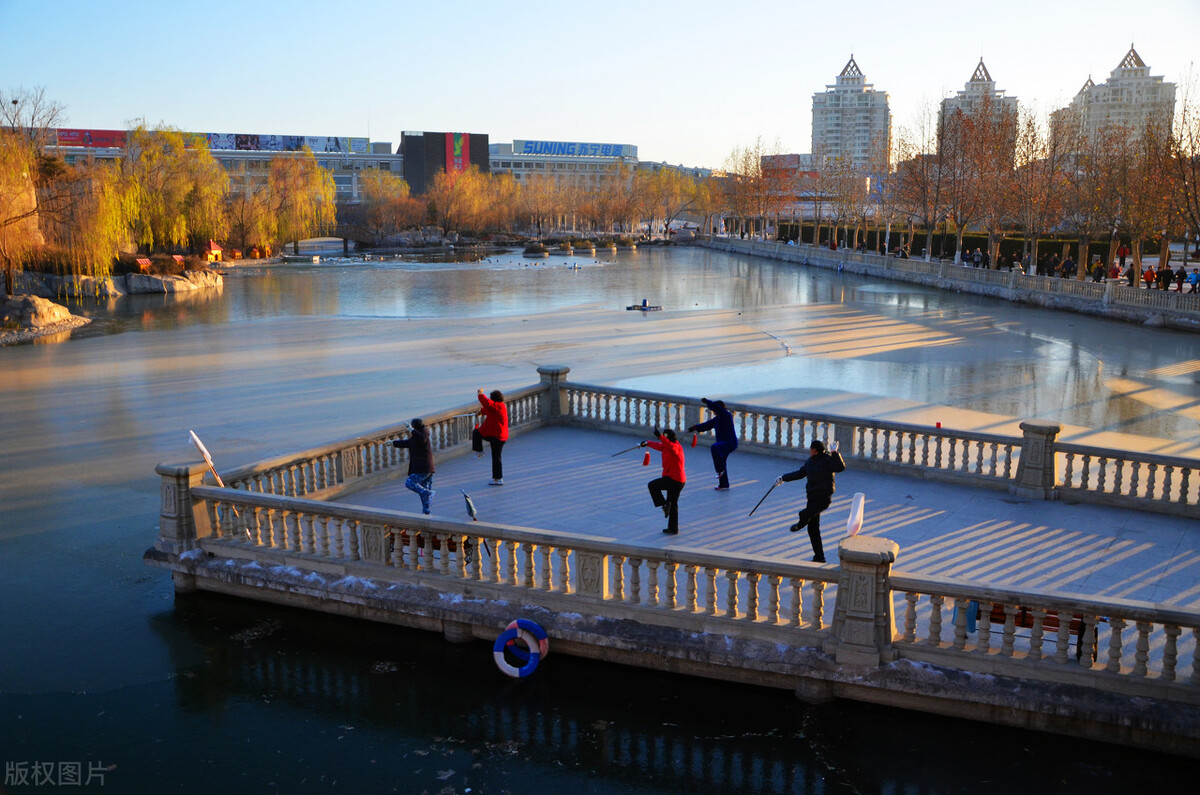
[445,132,468,174]
[56,128,127,148]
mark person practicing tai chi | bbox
[687,397,738,490]
[391,418,435,514]
[476,388,509,485]
[776,438,845,562]
[642,428,686,535]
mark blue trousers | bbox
[405,473,434,514]
[710,441,737,488]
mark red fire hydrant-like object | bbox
[642,450,651,466]
[691,433,698,448]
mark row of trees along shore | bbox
[3,84,1199,297]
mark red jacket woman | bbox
[643,429,686,534]
[477,389,509,484]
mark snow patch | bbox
[269,565,302,577]
[332,575,378,590]
[180,549,205,561]
[303,572,326,585]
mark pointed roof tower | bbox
[970,58,993,83]
[1118,44,1146,69]
[839,55,863,78]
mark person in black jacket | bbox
[687,398,738,490]
[392,418,435,514]
[776,439,846,563]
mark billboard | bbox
[56,128,127,148]
[513,140,636,159]
[445,132,469,173]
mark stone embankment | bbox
[15,268,223,299]
[0,294,91,345]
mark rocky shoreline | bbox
[2,268,224,346]
[1,295,92,346]
[15,268,223,299]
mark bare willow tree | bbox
[269,147,336,253]
[893,103,949,259]
[1166,73,1200,263]
[722,137,784,238]
[1012,107,1074,271]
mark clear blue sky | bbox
[1,0,1196,169]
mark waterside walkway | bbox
[145,366,1200,757]
[702,237,1200,331]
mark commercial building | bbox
[488,139,640,191]
[811,55,891,172]
[400,131,490,194]
[1052,45,1176,140]
[49,129,402,202]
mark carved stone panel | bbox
[575,552,609,597]
[360,524,389,564]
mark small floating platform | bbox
[626,303,662,311]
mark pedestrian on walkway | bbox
[1188,268,1200,293]
[476,388,509,485]
[776,439,846,563]
[1117,242,1130,270]
[687,397,738,490]
[642,429,686,534]
[392,418,435,514]
[1175,264,1187,292]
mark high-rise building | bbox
[941,59,1018,121]
[811,55,891,171]
[1052,45,1176,140]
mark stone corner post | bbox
[537,364,571,419]
[155,461,210,555]
[1011,420,1062,500]
[826,536,900,667]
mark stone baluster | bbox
[502,541,517,585]
[1160,625,1181,681]
[1078,616,1097,668]
[725,570,739,618]
[556,548,571,594]
[647,560,660,606]
[745,573,760,621]
[1133,621,1151,676]
[685,565,698,612]
[791,578,804,627]
[664,562,678,609]
[767,574,781,624]
[628,559,642,604]
[1193,628,1200,685]
[612,555,625,601]
[1029,607,1045,660]
[811,581,826,630]
[952,597,969,650]
[469,536,482,580]
[1054,619,1071,664]
[346,520,361,561]
[902,593,918,642]
[539,546,553,591]
[927,595,944,645]
[704,568,717,615]
[522,544,536,588]
[1104,617,1125,672]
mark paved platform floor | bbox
[342,426,1200,609]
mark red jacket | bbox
[477,393,509,440]
[647,434,686,483]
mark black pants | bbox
[648,476,684,532]
[485,437,505,480]
[710,441,737,489]
[796,490,832,561]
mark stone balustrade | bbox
[558,380,1198,516]
[705,238,1200,326]
[216,384,546,499]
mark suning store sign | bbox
[514,140,636,158]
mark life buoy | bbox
[505,619,549,660]
[493,626,541,678]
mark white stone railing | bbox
[557,379,1198,516]
[216,384,546,498]
[704,238,1200,318]
[889,571,1200,694]
[171,483,1200,705]
[186,485,839,645]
